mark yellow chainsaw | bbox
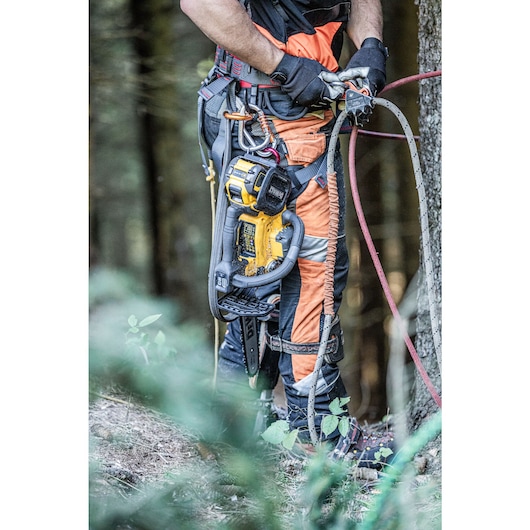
[209,154,304,322]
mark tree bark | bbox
[128,0,213,322]
[409,0,442,429]
[129,0,177,297]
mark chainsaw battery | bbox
[225,155,291,216]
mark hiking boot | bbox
[329,417,395,469]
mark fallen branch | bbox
[90,392,131,405]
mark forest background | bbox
[1,1,528,529]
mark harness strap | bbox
[197,75,235,176]
[198,53,332,191]
[214,46,280,88]
[198,74,240,178]
[211,111,231,183]
[265,317,343,357]
[198,74,233,101]
[290,152,328,192]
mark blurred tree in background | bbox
[89,0,441,422]
[90,0,213,324]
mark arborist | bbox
[181,0,395,467]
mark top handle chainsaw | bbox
[209,154,304,322]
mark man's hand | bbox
[271,54,343,107]
[321,67,375,127]
[344,37,388,96]
[338,67,373,126]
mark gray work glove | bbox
[344,37,388,96]
[320,67,375,127]
[271,53,344,107]
[320,66,370,91]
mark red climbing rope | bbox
[380,70,442,95]
[348,71,443,408]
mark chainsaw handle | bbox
[232,209,304,289]
[214,204,242,294]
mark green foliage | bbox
[375,446,394,462]
[125,313,166,364]
[300,449,358,528]
[261,419,299,450]
[197,58,214,80]
[89,273,441,529]
[262,396,351,448]
[323,397,351,437]
[357,412,442,530]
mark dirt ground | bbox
[89,390,314,527]
[89,389,441,529]
[89,392,204,498]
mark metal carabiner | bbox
[237,103,276,153]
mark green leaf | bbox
[379,447,393,458]
[281,429,299,450]
[338,416,350,437]
[139,314,162,327]
[128,326,139,334]
[128,315,138,327]
[339,396,351,408]
[374,446,393,462]
[322,414,339,437]
[261,420,289,445]
[154,330,166,346]
[329,396,350,416]
[328,397,343,416]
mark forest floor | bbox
[89,389,442,529]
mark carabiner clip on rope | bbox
[234,103,278,156]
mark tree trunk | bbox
[129,0,178,297]
[339,0,421,422]
[409,0,442,430]
[128,0,213,322]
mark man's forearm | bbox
[348,0,383,48]
[180,0,284,75]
